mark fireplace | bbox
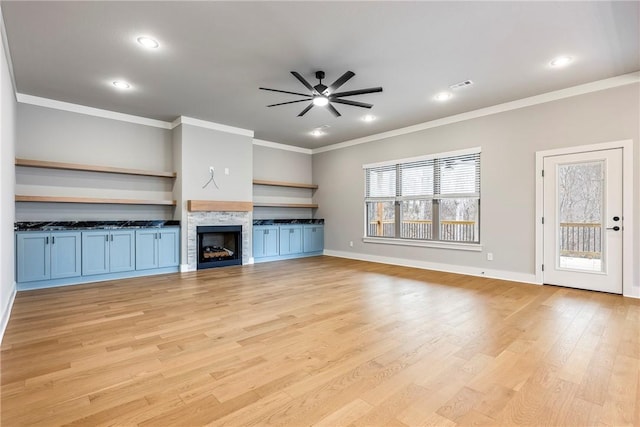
[197,225,242,269]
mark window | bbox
[364,147,480,244]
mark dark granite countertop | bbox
[253,219,324,225]
[15,220,180,231]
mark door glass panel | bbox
[557,161,603,272]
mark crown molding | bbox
[312,71,640,154]
[16,94,173,129]
[173,116,254,137]
[253,138,312,154]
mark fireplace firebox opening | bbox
[197,225,242,269]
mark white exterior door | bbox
[543,148,623,294]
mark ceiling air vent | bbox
[449,80,474,90]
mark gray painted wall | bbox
[313,84,640,291]
[1,27,16,340]
[177,124,253,264]
[253,144,314,220]
[15,103,174,220]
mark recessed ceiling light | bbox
[112,80,131,90]
[362,114,376,122]
[137,36,160,49]
[549,56,573,68]
[312,96,329,107]
[434,91,453,101]
[310,129,325,137]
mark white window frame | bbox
[363,147,482,251]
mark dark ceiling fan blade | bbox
[331,98,373,109]
[291,71,316,93]
[327,71,355,94]
[297,103,314,117]
[259,87,312,98]
[332,87,383,97]
[327,103,342,117]
[267,99,311,107]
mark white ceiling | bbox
[2,1,638,149]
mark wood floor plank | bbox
[1,256,638,426]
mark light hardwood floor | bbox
[2,256,639,426]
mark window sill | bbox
[362,236,483,252]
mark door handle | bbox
[606,226,620,231]
[52,236,55,244]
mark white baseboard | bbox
[0,283,17,345]
[179,264,192,273]
[323,250,539,285]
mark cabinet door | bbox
[158,228,179,268]
[50,232,81,279]
[109,230,135,273]
[303,226,324,253]
[135,229,158,270]
[82,231,110,276]
[264,227,279,256]
[16,232,50,282]
[253,227,279,258]
[279,226,303,255]
[253,228,267,258]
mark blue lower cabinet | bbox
[279,225,303,255]
[82,230,134,276]
[16,231,81,283]
[253,226,279,258]
[16,227,180,290]
[303,225,324,253]
[135,227,180,270]
[253,224,323,263]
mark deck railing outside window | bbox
[368,220,476,242]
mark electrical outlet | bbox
[349,241,353,247]
[487,252,493,261]
[224,168,229,175]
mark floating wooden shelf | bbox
[187,200,253,212]
[253,202,318,208]
[16,195,176,206]
[252,179,318,190]
[16,158,177,178]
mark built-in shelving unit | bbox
[252,179,318,211]
[15,195,176,206]
[16,158,177,178]
[15,158,177,207]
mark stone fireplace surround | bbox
[186,211,252,271]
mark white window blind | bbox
[438,151,480,197]
[365,164,396,198]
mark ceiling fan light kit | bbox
[260,70,382,117]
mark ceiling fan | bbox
[259,71,383,117]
